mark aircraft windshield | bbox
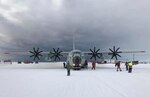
[73,52,81,54]
[72,52,81,57]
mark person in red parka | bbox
[115,61,122,71]
[92,60,96,70]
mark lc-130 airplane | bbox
[2,45,145,70]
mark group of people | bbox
[65,60,96,76]
[80,59,96,70]
[65,60,134,76]
[115,61,133,73]
[125,61,133,73]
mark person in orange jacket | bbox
[92,60,96,70]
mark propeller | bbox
[89,47,102,60]
[29,48,43,61]
[49,48,63,61]
[109,46,121,60]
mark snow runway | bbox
[0,62,150,97]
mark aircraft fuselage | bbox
[67,50,85,67]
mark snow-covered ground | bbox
[0,62,150,97]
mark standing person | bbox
[63,62,66,68]
[125,62,128,71]
[128,62,133,73]
[115,61,122,71]
[84,60,88,69]
[66,62,72,76]
[92,60,96,70]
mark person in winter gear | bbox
[66,62,72,76]
[63,62,66,68]
[84,60,88,69]
[128,62,133,73]
[115,61,122,71]
[92,60,96,70]
[125,62,128,71]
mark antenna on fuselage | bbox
[73,32,75,50]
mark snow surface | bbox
[0,62,150,97]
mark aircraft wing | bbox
[83,49,146,60]
[83,51,146,55]
[1,51,70,55]
[42,51,69,56]
[0,51,30,55]
[83,51,145,55]
[116,51,146,53]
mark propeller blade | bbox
[114,55,118,60]
[50,52,54,55]
[39,51,43,53]
[37,48,39,52]
[50,55,55,58]
[113,46,115,51]
[116,47,120,52]
[57,48,59,52]
[111,55,114,59]
[30,55,34,57]
[53,48,56,53]
[90,49,94,53]
[29,51,34,54]
[54,56,57,61]
[37,56,40,60]
[94,47,96,52]
[58,50,63,54]
[96,49,100,53]
[57,56,60,60]
[59,54,63,57]
[34,56,36,61]
[109,48,113,53]
[96,55,101,59]
[116,53,121,57]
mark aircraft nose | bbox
[73,56,81,65]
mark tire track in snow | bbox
[96,71,150,97]
[92,73,129,97]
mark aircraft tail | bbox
[73,33,75,50]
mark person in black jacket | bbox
[125,62,128,71]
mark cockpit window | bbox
[72,52,81,57]
[73,52,81,54]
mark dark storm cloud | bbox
[0,0,150,61]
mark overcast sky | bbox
[0,0,150,61]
